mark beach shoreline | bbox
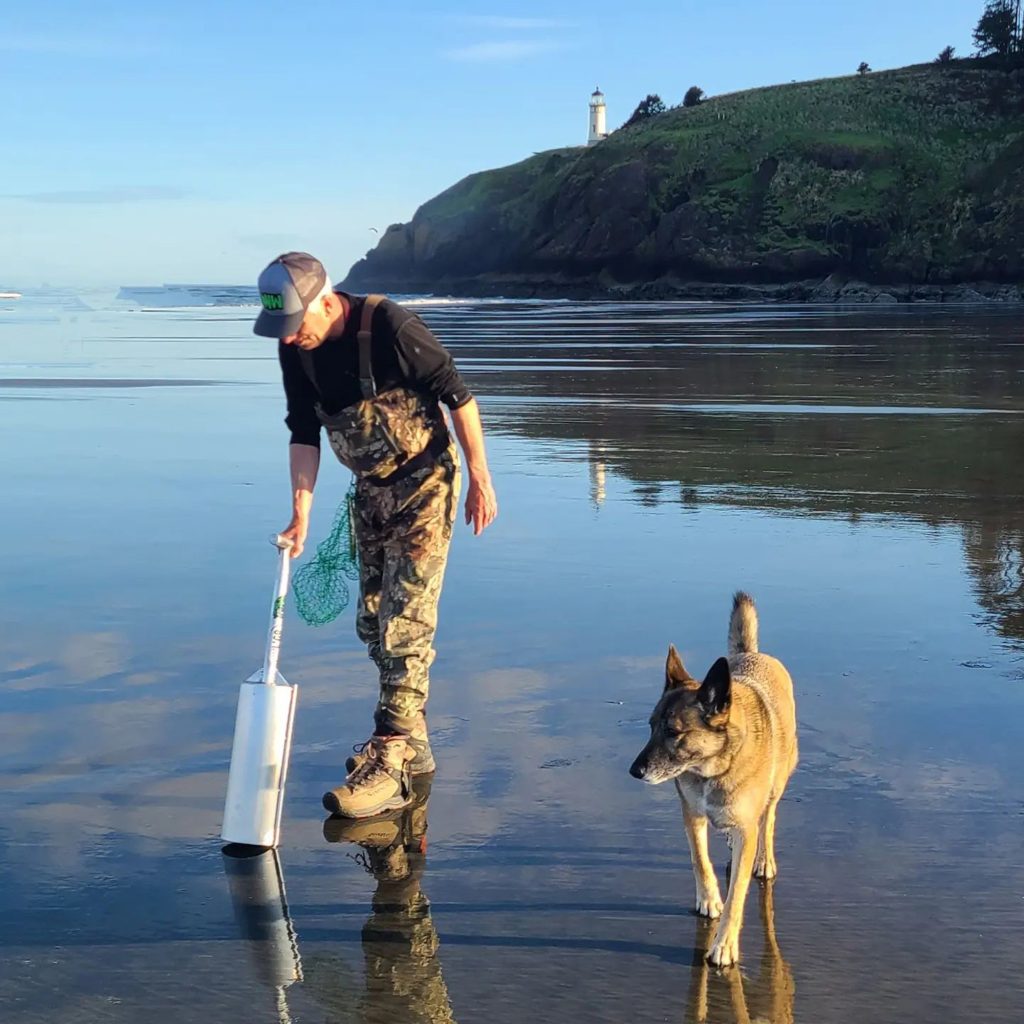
[340,271,1024,305]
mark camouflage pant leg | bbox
[353,447,461,732]
[354,509,386,673]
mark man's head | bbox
[253,251,344,349]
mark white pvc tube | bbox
[221,682,298,847]
[220,535,299,848]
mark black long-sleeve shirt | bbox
[278,292,473,448]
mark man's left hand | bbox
[464,476,497,535]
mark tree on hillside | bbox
[936,45,956,62]
[622,94,667,128]
[683,86,705,107]
[973,1,1023,59]
[857,61,871,75]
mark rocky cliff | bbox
[342,63,1024,301]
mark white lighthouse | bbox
[588,87,607,145]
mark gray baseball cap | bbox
[253,252,328,338]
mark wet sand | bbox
[0,297,1021,1023]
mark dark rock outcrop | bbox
[343,63,1024,301]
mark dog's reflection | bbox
[685,880,795,1024]
[308,775,456,1024]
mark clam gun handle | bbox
[262,534,294,685]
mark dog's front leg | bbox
[754,795,781,879]
[707,823,757,967]
[681,800,723,919]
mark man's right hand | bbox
[279,516,309,558]
[285,444,319,559]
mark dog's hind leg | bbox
[681,800,723,919]
[707,822,758,967]
[754,795,781,879]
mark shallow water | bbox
[1,296,1022,1023]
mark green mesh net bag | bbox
[292,479,360,626]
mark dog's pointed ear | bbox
[697,657,732,722]
[665,644,699,692]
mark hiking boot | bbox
[346,712,435,777]
[323,735,415,819]
[323,775,433,883]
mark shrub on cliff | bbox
[622,94,667,129]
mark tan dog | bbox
[629,592,798,966]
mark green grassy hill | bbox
[344,63,1024,299]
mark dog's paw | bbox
[707,929,740,967]
[695,891,723,919]
[753,854,777,879]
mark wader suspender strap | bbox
[358,294,386,400]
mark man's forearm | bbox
[450,399,491,480]
[450,398,497,535]
[289,443,320,520]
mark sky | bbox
[0,0,988,288]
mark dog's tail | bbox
[728,591,759,655]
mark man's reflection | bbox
[311,775,456,1024]
[685,880,795,1024]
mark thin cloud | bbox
[455,16,575,30]
[0,33,154,57]
[8,186,189,205]
[444,39,566,62]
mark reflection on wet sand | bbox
[589,442,608,510]
[538,361,1024,651]
[963,517,1024,647]
[315,777,455,1024]
[222,846,303,1023]
[224,777,455,1024]
[8,301,1024,1024]
[685,882,794,1024]
[442,303,1024,654]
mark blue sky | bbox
[1,1,985,288]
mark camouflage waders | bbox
[309,296,460,737]
[352,449,459,732]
